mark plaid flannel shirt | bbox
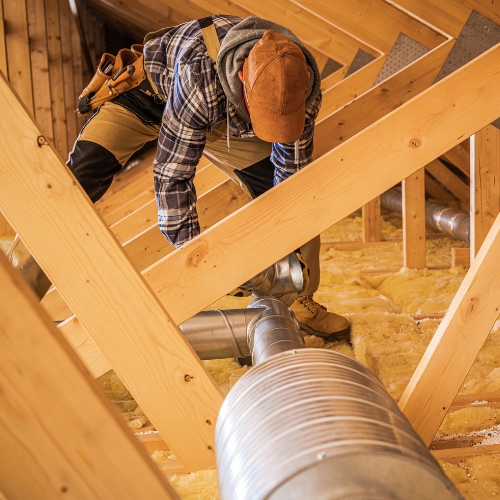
[144,15,322,247]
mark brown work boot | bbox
[290,295,351,342]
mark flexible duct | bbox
[246,297,304,365]
[216,350,461,500]
[381,188,470,243]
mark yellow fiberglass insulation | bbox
[95,211,500,500]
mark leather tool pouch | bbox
[77,44,153,116]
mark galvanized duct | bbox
[179,309,260,359]
[246,297,304,365]
[216,349,461,500]
[381,188,470,243]
[240,252,303,301]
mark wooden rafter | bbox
[0,252,179,499]
[292,0,448,52]
[0,73,223,472]
[399,212,500,445]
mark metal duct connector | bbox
[380,188,470,243]
[239,252,303,300]
[179,309,262,359]
[246,297,304,365]
[216,349,462,500]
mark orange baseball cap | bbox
[244,30,309,143]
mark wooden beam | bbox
[432,443,500,463]
[3,0,33,112]
[424,172,457,204]
[26,0,54,143]
[45,0,68,157]
[315,38,454,157]
[426,159,469,203]
[316,55,386,121]
[399,212,500,445]
[0,73,223,472]
[320,66,347,91]
[111,166,227,243]
[394,0,500,39]
[402,168,426,269]
[0,253,179,500]
[472,125,500,256]
[138,42,500,326]
[451,247,470,267]
[441,142,470,177]
[42,178,251,324]
[292,0,448,53]
[362,196,381,242]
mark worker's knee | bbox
[67,140,122,203]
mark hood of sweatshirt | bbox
[217,16,321,124]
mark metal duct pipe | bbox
[240,252,303,300]
[381,188,470,243]
[216,349,462,500]
[246,297,304,365]
[179,309,261,360]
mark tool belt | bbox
[77,44,154,116]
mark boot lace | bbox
[299,295,327,313]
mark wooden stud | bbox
[2,0,33,112]
[315,38,454,158]
[0,252,179,500]
[472,125,500,255]
[402,168,426,269]
[426,159,469,203]
[399,212,500,445]
[26,0,54,142]
[362,196,381,242]
[451,247,470,267]
[0,213,15,238]
[0,73,223,471]
[45,0,68,157]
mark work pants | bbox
[67,95,321,297]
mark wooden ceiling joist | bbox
[0,252,179,500]
[0,72,224,472]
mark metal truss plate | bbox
[343,49,375,79]
[320,57,343,79]
[374,33,429,86]
[435,10,500,128]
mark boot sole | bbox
[299,323,351,343]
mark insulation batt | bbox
[91,211,500,499]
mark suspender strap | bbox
[198,17,221,69]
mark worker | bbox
[9,15,351,342]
